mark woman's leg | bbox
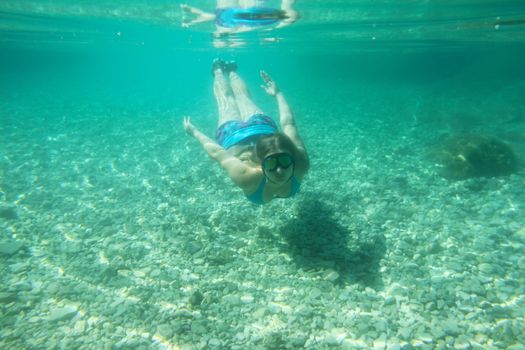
[229,71,262,120]
[214,66,241,127]
[180,4,215,27]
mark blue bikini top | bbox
[246,176,300,204]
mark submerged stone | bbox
[442,318,460,336]
[0,292,17,303]
[189,290,204,307]
[157,323,173,339]
[0,241,24,256]
[0,206,18,219]
[48,307,78,322]
[435,134,518,180]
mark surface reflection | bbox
[181,0,299,47]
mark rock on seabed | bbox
[48,307,78,322]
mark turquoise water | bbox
[1,1,525,349]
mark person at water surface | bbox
[183,59,309,204]
[180,0,298,47]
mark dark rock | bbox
[189,290,204,308]
[0,206,17,219]
[435,134,518,180]
[0,292,17,303]
[0,241,25,256]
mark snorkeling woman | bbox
[183,59,309,204]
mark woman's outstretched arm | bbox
[260,72,308,159]
[183,116,257,188]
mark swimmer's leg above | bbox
[229,70,263,120]
[214,60,241,127]
[180,4,215,27]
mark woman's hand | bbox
[183,116,196,136]
[260,71,279,96]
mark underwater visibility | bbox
[1,0,525,349]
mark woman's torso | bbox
[215,7,283,28]
[228,145,305,203]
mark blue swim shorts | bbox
[216,114,277,149]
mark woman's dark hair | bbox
[255,133,300,162]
